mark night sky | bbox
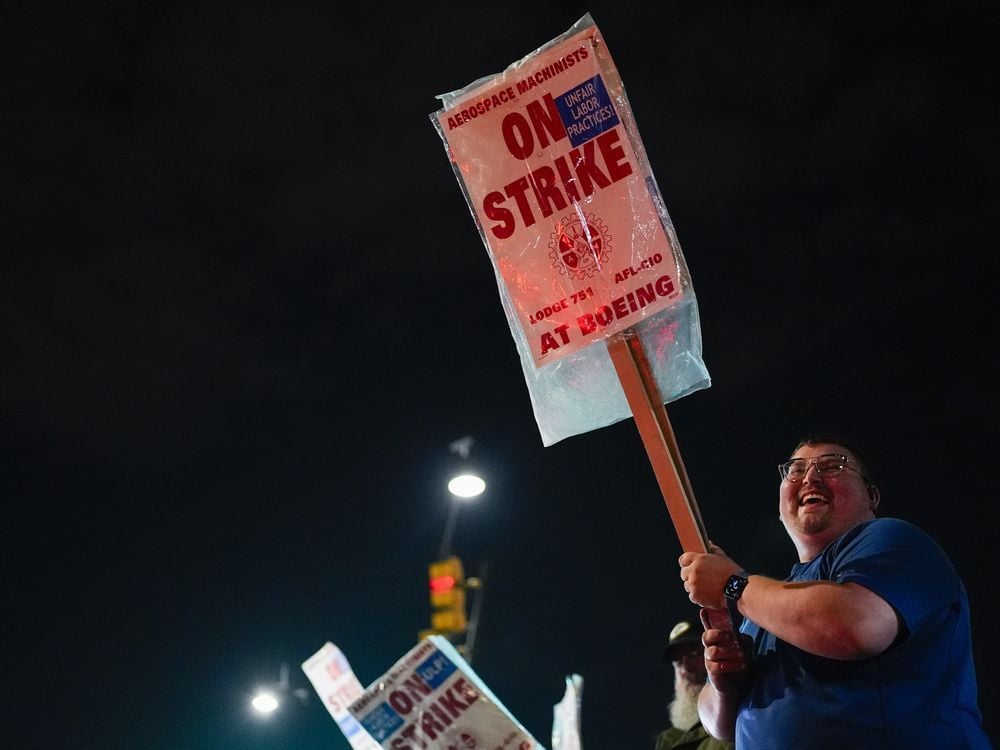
[5,2,998,748]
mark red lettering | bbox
[569,139,610,196]
[655,275,674,296]
[399,723,426,749]
[483,192,515,240]
[438,680,472,718]
[429,702,453,728]
[401,674,432,703]
[624,291,638,313]
[599,128,632,181]
[528,166,568,218]
[612,296,629,319]
[524,94,567,151]
[502,112,533,159]
[553,154,581,203]
[636,284,656,306]
[389,690,414,715]
[419,709,445,740]
[503,177,535,230]
[486,127,633,237]
[454,677,479,702]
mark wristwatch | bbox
[724,571,750,602]
[724,571,750,626]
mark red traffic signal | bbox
[427,556,467,634]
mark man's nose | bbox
[802,462,824,480]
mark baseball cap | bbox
[660,619,703,665]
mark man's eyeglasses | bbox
[777,454,869,483]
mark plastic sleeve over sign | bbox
[430,13,710,446]
[348,636,545,750]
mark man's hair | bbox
[792,432,875,484]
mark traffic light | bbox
[426,555,467,635]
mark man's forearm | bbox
[698,679,741,741]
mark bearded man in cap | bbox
[655,619,733,750]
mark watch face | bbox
[725,574,748,600]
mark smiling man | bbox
[677,433,991,748]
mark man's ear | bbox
[868,485,880,511]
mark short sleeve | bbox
[826,518,960,631]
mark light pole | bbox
[437,437,486,560]
[422,437,489,664]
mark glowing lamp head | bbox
[252,691,279,714]
[448,474,485,498]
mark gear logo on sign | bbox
[548,213,611,279]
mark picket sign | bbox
[432,13,736,633]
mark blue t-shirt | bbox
[737,518,990,749]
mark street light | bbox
[438,437,486,560]
[249,663,309,717]
[419,437,489,664]
[251,691,280,714]
[448,473,486,498]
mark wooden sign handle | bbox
[606,329,710,553]
[607,328,742,637]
